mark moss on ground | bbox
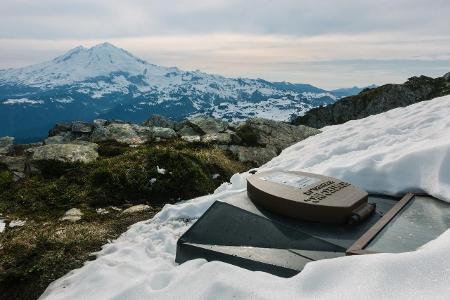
[0,210,156,300]
[0,140,250,299]
[0,170,13,191]
[0,140,249,218]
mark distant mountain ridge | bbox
[330,85,377,98]
[0,42,357,140]
[293,73,450,128]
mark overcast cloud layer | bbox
[1,0,450,88]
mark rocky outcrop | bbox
[48,123,72,137]
[0,155,27,180]
[1,116,320,177]
[235,118,320,153]
[226,145,278,166]
[11,143,43,156]
[93,119,108,127]
[71,122,94,134]
[44,132,73,145]
[152,127,177,140]
[187,116,228,135]
[294,73,450,128]
[181,135,201,143]
[143,115,176,129]
[91,123,152,144]
[48,121,93,142]
[28,144,99,163]
[177,124,199,137]
[201,133,233,144]
[0,137,14,155]
[217,118,320,165]
[70,140,99,150]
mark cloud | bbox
[1,1,449,88]
[1,0,450,38]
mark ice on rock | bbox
[41,95,450,299]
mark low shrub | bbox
[235,123,259,146]
[0,142,248,216]
[33,160,83,179]
[97,141,129,157]
[0,170,13,190]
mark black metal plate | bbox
[176,192,397,277]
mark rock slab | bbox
[29,144,99,163]
[0,136,14,155]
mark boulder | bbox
[70,140,99,150]
[91,123,153,144]
[143,115,177,129]
[12,143,43,156]
[227,145,278,166]
[93,119,108,127]
[187,116,228,134]
[61,208,83,222]
[0,136,14,155]
[178,124,200,136]
[44,132,73,145]
[152,127,177,140]
[0,155,26,180]
[71,121,94,134]
[48,123,72,137]
[0,155,26,172]
[181,135,201,143]
[122,204,151,214]
[201,133,233,144]
[109,119,127,124]
[28,144,99,163]
[236,118,320,152]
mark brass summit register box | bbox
[247,171,373,224]
[176,171,449,277]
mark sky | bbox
[1,0,450,89]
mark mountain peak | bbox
[53,42,138,65]
[0,42,160,87]
[89,42,123,52]
[71,45,86,52]
[52,45,86,63]
[93,42,115,48]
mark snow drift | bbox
[40,95,450,299]
[264,95,450,202]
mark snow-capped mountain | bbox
[0,42,339,140]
